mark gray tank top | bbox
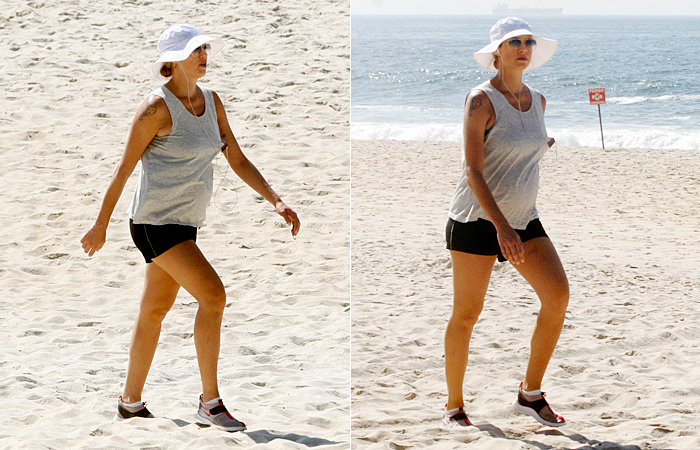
[127,85,221,227]
[449,80,548,229]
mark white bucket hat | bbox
[152,24,224,80]
[473,17,558,72]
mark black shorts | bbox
[129,220,197,263]
[446,217,548,263]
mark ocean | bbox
[351,15,700,150]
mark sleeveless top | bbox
[448,80,549,230]
[127,84,221,227]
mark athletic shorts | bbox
[446,217,548,263]
[129,220,197,264]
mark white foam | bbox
[537,93,700,106]
[535,127,700,150]
[352,122,700,150]
[607,96,649,105]
[351,122,461,142]
[654,94,700,102]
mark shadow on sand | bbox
[165,418,342,447]
[245,430,343,447]
[473,423,668,450]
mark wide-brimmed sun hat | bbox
[151,24,224,80]
[474,17,558,72]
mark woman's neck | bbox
[492,69,524,95]
[165,71,199,99]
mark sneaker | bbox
[194,395,247,432]
[440,406,472,429]
[511,384,566,427]
[113,396,155,422]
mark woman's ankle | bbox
[120,394,142,405]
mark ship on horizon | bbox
[493,3,563,16]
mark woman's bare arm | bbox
[463,90,524,264]
[80,96,168,256]
[212,91,300,236]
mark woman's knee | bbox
[544,281,569,315]
[198,282,227,313]
[450,300,484,328]
[139,297,175,323]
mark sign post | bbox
[588,88,606,150]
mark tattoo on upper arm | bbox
[468,96,483,117]
[138,104,157,121]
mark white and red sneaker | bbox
[113,396,155,422]
[512,383,566,427]
[194,395,247,432]
[440,406,472,429]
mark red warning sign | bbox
[589,88,606,105]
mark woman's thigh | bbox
[450,250,497,318]
[140,262,181,315]
[152,240,225,306]
[512,237,569,308]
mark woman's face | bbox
[177,44,210,79]
[495,34,535,71]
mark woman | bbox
[442,17,567,428]
[81,24,300,431]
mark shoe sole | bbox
[512,400,566,427]
[194,411,247,432]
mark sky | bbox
[351,0,700,16]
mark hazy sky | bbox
[352,0,700,15]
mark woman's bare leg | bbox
[152,240,227,403]
[512,237,569,391]
[122,262,180,403]
[445,251,497,410]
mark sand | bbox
[351,140,700,449]
[0,0,349,448]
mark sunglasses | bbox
[507,38,537,48]
[191,43,211,55]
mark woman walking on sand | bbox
[81,24,300,431]
[442,17,567,429]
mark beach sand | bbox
[0,1,349,448]
[351,140,700,449]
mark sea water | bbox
[351,15,700,150]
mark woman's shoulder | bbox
[143,93,168,113]
[134,93,170,126]
[525,84,546,110]
[471,80,496,95]
[466,89,492,107]
[525,84,544,100]
[464,89,496,125]
[142,87,170,111]
[473,79,493,89]
[197,84,219,97]
[465,82,496,112]
[197,85,223,105]
[469,81,499,103]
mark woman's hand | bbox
[81,224,107,257]
[496,223,524,265]
[275,201,300,237]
